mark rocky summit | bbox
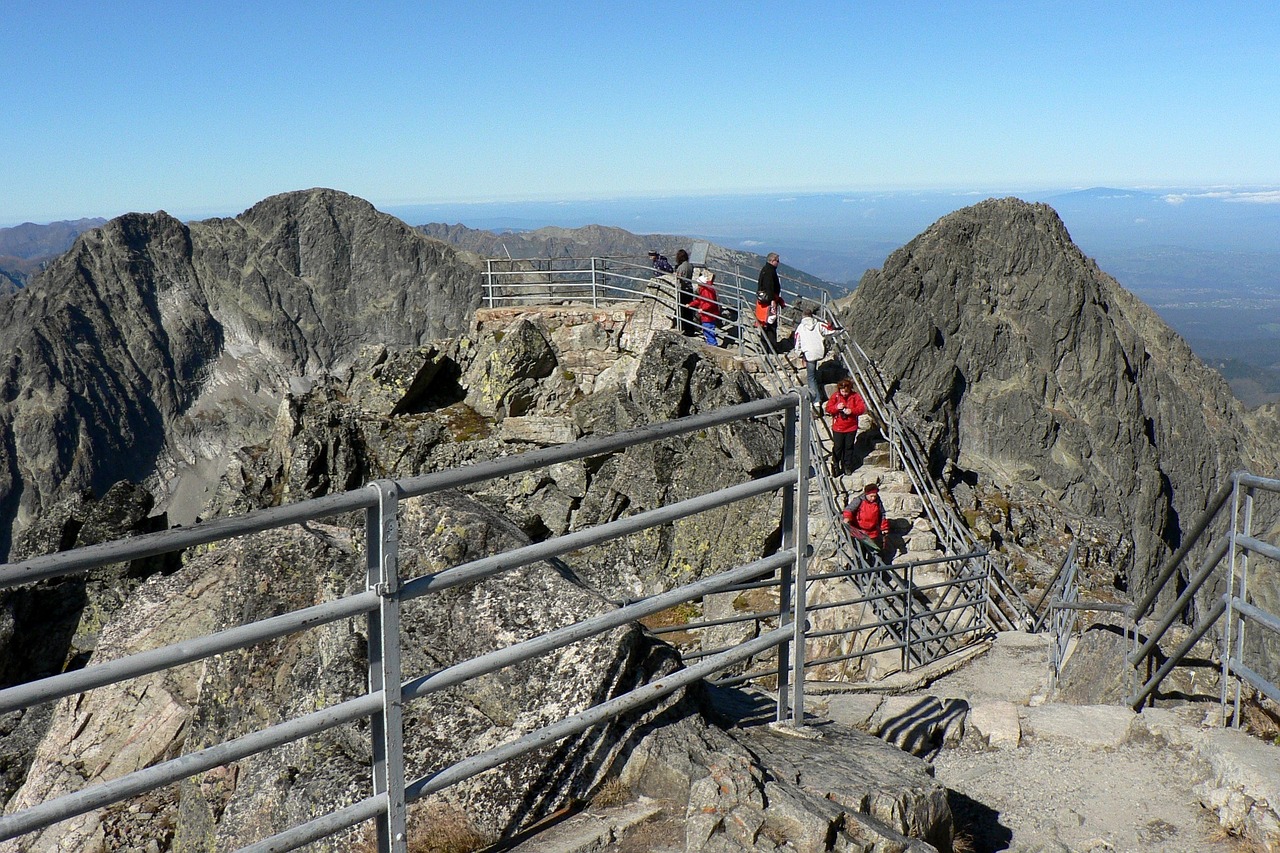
[0,189,481,561]
[2,191,1279,851]
[838,197,1279,603]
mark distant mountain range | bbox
[5,190,1278,405]
[0,217,106,288]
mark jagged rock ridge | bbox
[839,197,1278,602]
[0,189,482,560]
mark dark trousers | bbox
[761,321,778,352]
[831,430,859,474]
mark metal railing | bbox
[1048,470,1280,720]
[825,326,1036,633]
[0,396,811,851]
[481,256,828,360]
[1127,471,1280,718]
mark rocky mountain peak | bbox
[842,196,1272,598]
[0,189,482,560]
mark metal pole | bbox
[366,481,408,853]
[776,400,798,722]
[591,257,599,308]
[1234,483,1255,727]
[790,401,810,726]
[903,564,914,671]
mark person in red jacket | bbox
[842,481,889,551]
[688,273,721,345]
[824,377,867,476]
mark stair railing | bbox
[1124,471,1280,720]
[830,332,1036,631]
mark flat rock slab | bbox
[968,700,1022,749]
[730,721,952,850]
[1023,703,1137,748]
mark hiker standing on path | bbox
[843,481,889,551]
[793,305,837,410]
[673,249,696,335]
[824,377,867,477]
[755,252,782,352]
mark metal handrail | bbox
[831,335,1036,631]
[0,396,816,852]
[1118,471,1280,719]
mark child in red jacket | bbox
[688,273,721,346]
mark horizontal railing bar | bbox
[401,553,792,702]
[1051,600,1129,613]
[0,590,381,715]
[0,489,379,589]
[401,470,796,600]
[395,395,794,504]
[1236,471,1280,492]
[404,626,792,801]
[799,640,912,670]
[1229,596,1280,636]
[804,549,988,583]
[0,689,383,842]
[236,795,386,853]
[1235,533,1280,563]
[1228,658,1280,708]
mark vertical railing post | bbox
[366,480,408,853]
[1233,480,1255,727]
[902,564,914,671]
[484,258,493,308]
[591,257,599,308]
[1222,476,1240,725]
[776,400,797,723]
[790,399,810,727]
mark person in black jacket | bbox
[756,252,782,351]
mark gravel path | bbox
[933,735,1243,852]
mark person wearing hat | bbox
[648,249,673,275]
[842,482,889,551]
[688,272,721,346]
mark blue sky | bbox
[3,1,1279,225]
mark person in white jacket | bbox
[793,306,838,410]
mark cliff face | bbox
[0,189,482,560]
[839,197,1275,597]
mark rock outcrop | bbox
[838,197,1277,603]
[0,189,481,561]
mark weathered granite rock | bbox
[1,493,684,851]
[617,710,950,852]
